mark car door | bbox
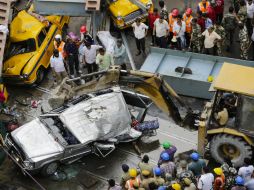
[61,143,92,163]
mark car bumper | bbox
[3,75,32,85]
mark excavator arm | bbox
[66,66,197,126]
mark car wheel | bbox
[41,162,59,176]
[210,134,252,167]
[35,67,45,85]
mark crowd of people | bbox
[107,141,254,190]
[49,0,254,84]
[131,0,254,60]
[50,25,127,84]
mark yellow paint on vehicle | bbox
[213,63,254,97]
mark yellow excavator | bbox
[61,63,254,167]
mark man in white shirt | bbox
[153,15,169,48]
[132,18,148,56]
[246,0,254,35]
[173,15,186,50]
[197,166,214,190]
[113,39,127,69]
[238,158,254,183]
[202,26,221,55]
[50,49,68,84]
[81,43,102,78]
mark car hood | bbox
[3,53,35,75]
[11,119,64,162]
[109,0,147,17]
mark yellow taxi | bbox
[3,8,69,85]
[107,0,153,29]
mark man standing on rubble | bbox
[81,42,102,80]
[64,37,81,78]
[50,49,68,84]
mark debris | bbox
[0,25,9,34]
[50,171,67,182]
[31,100,39,108]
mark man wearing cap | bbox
[168,9,179,44]
[120,164,131,189]
[80,25,94,45]
[183,178,196,190]
[153,15,169,48]
[160,152,176,179]
[231,176,246,190]
[138,155,154,178]
[188,152,206,177]
[213,167,225,190]
[158,141,177,165]
[132,18,148,56]
[125,168,141,190]
[153,167,165,186]
[183,8,193,47]
[141,170,155,190]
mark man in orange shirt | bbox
[213,167,225,190]
[183,8,193,48]
[197,0,210,13]
[54,34,66,58]
[168,8,179,46]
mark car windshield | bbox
[6,38,36,59]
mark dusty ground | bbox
[0,0,251,189]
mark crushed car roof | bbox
[59,87,132,144]
[11,119,64,162]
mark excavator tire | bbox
[210,134,252,167]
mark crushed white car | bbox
[5,87,142,176]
